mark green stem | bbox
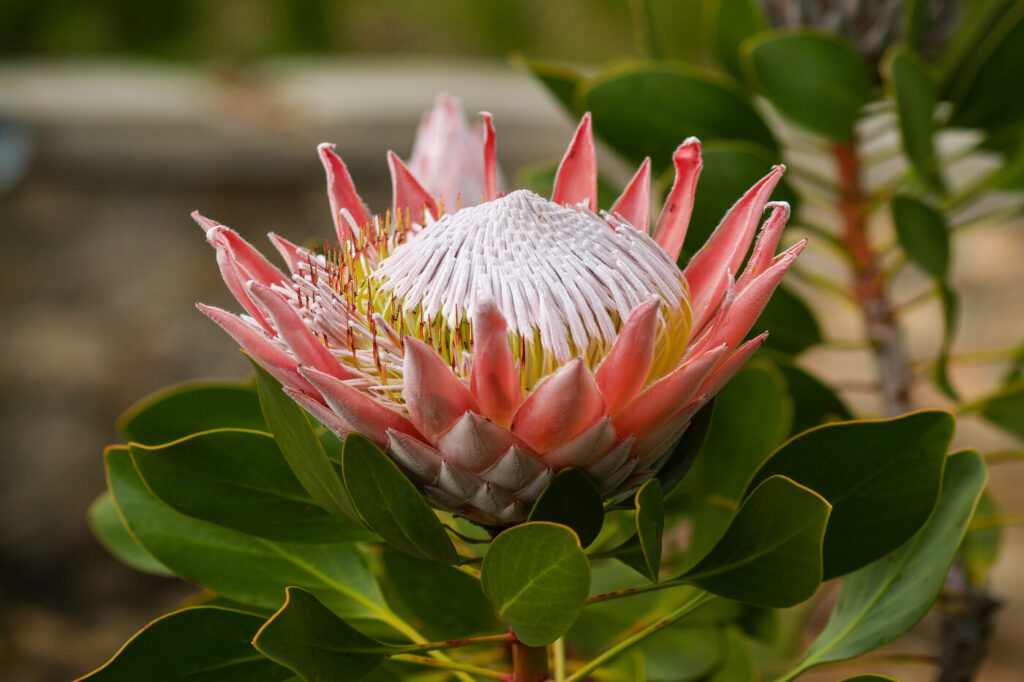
[389,653,511,681]
[984,449,1024,464]
[553,638,567,682]
[565,591,714,681]
[398,632,517,654]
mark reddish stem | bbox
[511,639,550,682]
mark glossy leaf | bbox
[81,607,290,681]
[130,429,373,544]
[253,363,356,522]
[891,195,949,279]
[119,380,265,446]
[654,399,715,497]
[341,433,459,564]
[753,284,822,355]
[970,377,1024,440]
[87,492,171,576]
[633,479,665,582]
[481,522,590,646]
[512,56,582,115]
[743,30,872,140]
[789,451,986,675]
[681,475,830,607]
[748,411,954,578]
[528,468,604,547]
[885,49,944,192]
[579,62,777,170]
[254,587,395,682]
[707,0,767,81]
[105,447,391,624]
[682,141,800,258]
[378,548,500,640]
[961,489,1003,585]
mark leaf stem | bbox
[564,591,714,681]
[398,632,517,653]
[389,653,511,681]
[553,637,567,682]
[511,639,550,682]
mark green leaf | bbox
[341,433,459,564]
[378,548,500,640]
[891,195,949,278]
[961,489,1003,585]
[528,468,604,547]
[753,284,822,355]
[764,352,853,434]
[481,522,590,646]
[681,475,830,607]
[633,479,665,582]
[105,447,391,625]
[885,49,945,192]
[639,626,722,681]
[254,587,395,682]
[80,607,290,681]
[253,362,357,522]
[934,282,960,401]
[709,627,759,682]
[119,380,266,446]
[788,451,986,676]
[743,30,872,140]
[579,62,777,170]
[129,429,374,544]
[511,55,582,115]
[748,411,955,579]
[87,492,171,576]
[682,141,800,258]
[969,377,1024,440]
[903,0,930,52]
[707,0,767,81]
[654,399,714,497]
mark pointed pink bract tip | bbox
[191,211,221,235]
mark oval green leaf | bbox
[579,62,777,170]
[119,380,266,446]
[341,433,459,564]
[707,0,767,81]
[87,492,171,576]
[130,429,374,544]
[789,451,986,676]
[885,48,945,192]
[80,606,290,681]
[969,377,1024,440]
[743,30,872,140]
[747,411,955,579]
[481,522,590,646]
[528,468,604,547]
[680,475,830,608]
[254,587,396,682]
[891,195,949,279]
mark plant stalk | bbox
[511,639,550,682]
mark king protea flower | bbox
[196,98,803,527]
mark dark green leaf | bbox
[633,479,664,582]
[119,380,265,446]
[341,433,458,564]
[378,548,500,640]
[130,429,374,544]
[748,411,954,578]
[105,447,391,625]
[511,56,582,115]
[654,399,715,497]
[640,626,722,681]
[789,451,986,675]
[885,49,944,192]
[743,30,872,140]
[254,587,396,682]
[961,489,1002,585]
[934,282,960,401]
[528,468,604,547]
[253,362,356,522]
[80,607,290,681]
[481,522,590,646]
[707,0,767,81]
[764,352,853,434]
[970,377,1024,440]
[87,492,171,576]
[891,195,949,278]
[753,284,822,355]
[681,475,830,607]
[682,141,800,258]
[903,0,930,52]
[579,62,777,170]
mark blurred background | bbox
[0,1,1021,681]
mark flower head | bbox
[197,97,803,526]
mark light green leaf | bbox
[681,475,830,607]
[341,433,459,564]
[481,522,590,646]
[891,195,949,279]
[105,447,391,625]
[130,429,374,544]
[80,607,290,681]
[87,492,171,576]
[640,626,722,681]
[885,48,944,192]
[788,451,986,676]
[748,411,955,578]
[253,362,356,522]
[118,380,265,446]
[969,377,1024,441]
[707,0,767,81]
[254,587,395,682]
[743,29,872,140]
[961,489,1003,585]
[528,468,604,548]
[709,627,760,682]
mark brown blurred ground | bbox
[0,60,1021,681]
